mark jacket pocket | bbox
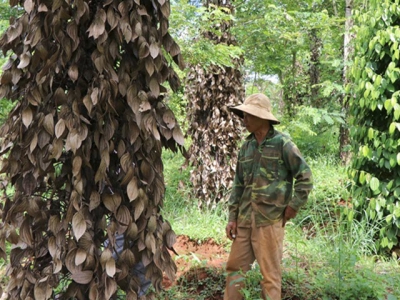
[260,148,280,180]
[239,155,254,185]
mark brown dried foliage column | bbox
[0,0,184,299]
[186,0,244,207]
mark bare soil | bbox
[163,235,229,299]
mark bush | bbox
[279,106,344,158]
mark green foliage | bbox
[164,90,187,129]
[233,0,345,109]
[0,1,22,68]
[297,157,349,227]
[170,0,244,68]
[0,0,21,21]
[349,0,400,252]
[0,97,15,124]
[0,2,19,123]
[279,106,344,158]
[245,76,281,103]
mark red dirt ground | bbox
[163,235,229,298]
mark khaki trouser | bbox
[224,215,285,300]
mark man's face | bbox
[243,112,268,133]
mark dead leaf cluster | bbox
[0,0,184,299]
[186,64,244,207]
[185,0,244,207]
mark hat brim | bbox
[230,105,280,125]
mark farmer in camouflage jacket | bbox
[224,93,313,300]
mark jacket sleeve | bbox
[283,139,313,211]
[228,148,245,222]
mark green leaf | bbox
[397,153,400,165]
[387,83,395,92]
[362,145,369,157]
[371,90,380,100]
[368,128,374,139]
[394,206,400,218]
[369,209,376,219]
[347,209,354,222]
[359,171,366,184]
[381,237,388,248]
[384,99,392,111]
[387,180,394,190]
[370,198,376,210]
[374,43,382,54]
[375,199,381,211]
[389,122,396,134]
[394,105,400,120]
[377,147,382,158]
[370,177,380,192]
[374,74,382,86]
[322,114,334,125]
[389,155,397,167]
[386,214,393,224]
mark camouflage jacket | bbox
[228,127,313,227]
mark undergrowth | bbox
[159,150,400,299]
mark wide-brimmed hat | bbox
[230,93,280,124]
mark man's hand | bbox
[282,206,297,227]
[226,221,237,241]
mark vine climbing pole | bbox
[0,0,184,298]
[185,0,244,207]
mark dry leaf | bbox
[22,106,33,127]
[105,259,116,277]
[127,177,139,201]
[72,212,86,241]
[75,248,87,266]
[71,270,94,284]
[43,113,54,136]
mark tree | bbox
[184,0,245,206]
[349,0,400,252]
[234,0,345,116]
[0,0,185,298]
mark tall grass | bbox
[162,149,229,245]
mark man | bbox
[224,93,313,300]
[104,234,152,297]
